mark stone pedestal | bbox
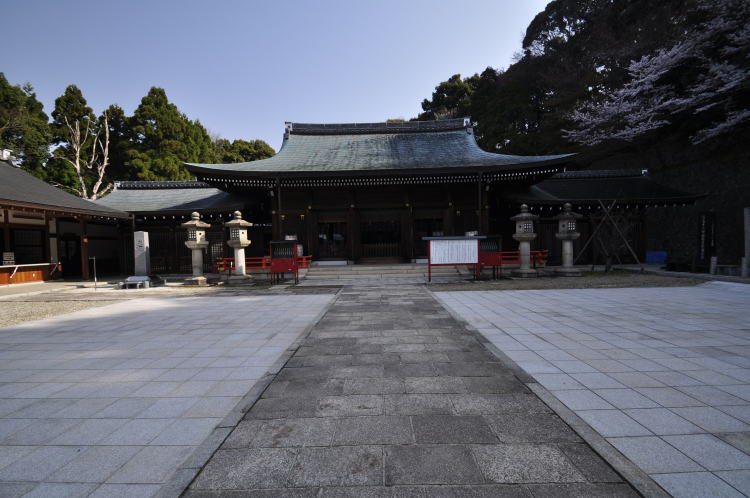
[512,235,539,278]
[554,203,583,277]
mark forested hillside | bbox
[418,0,750,263]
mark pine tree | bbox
[214,138,274,163]
[126,87,217,181]
[0,73,51,175]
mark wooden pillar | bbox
[444,192,455,236]
[403,190,413,261]
[276,179,283,239]
[80,218,89,280]
[477,173,488,234]
[2,209,10,252]
[347,191,356,261]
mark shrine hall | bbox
[97,118,698,273]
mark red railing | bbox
[244,255,312,270]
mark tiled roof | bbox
[0,160,129,217]
[185,118,574,176]
[504,170,701,205]
[95,182,246,214]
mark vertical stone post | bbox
[511,204,539,278]
[554,203,583,277]
[182,212,210,286]
[225,211,253,284]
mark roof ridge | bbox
[115,180,211,190]
[287,118,471,136]
[551,169,646,180]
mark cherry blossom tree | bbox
[565,0,750,145]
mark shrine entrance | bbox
[317,221,347,259]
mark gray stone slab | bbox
[333,416,413,445]
[608,436,703,473]
[485,411,580,444]
[405,376,467,393]
[316,395,383,417]
[21,483,97,498]
[343,378,405,394]
[450,393,550,415]
[190,448,298,489]
[48,446,141,483]
[592,389,659,409]
[551,390,614,410]
[558,443,622,483]
[288,446,382,486]
[385,445,484,485]
[412,415,496,444]
[635,387,705,407]
[715,470,750,496]
[248,418,336,448]
[671,406,750,432]
[88,484,161,498]
[107,446,193,484]
[0,446,84,481]
[0,483,36,498]
[525,483,641,497]
[653,472,745,498]
[471,444,585,483]
[384,394,454,415]
[575,410,652,437]
[663,434,750,471]
[623,408,704,435]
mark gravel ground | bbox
[0,284,340,328]
[0,299,123,328]
[427,270,705,292]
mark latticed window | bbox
[522,222,534,233]
[187,231,197,241]
[567,221,576,231]
[231,229,241,240]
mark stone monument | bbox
[133,231,150,276]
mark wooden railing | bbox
[243,255,312,270]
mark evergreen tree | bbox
[0,73,51,175]
[214,138,274,163]
[126,87,217,181]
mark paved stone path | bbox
[437,282,750,498]
[188,285,636,497]
[0,294,334,497]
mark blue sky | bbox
[2,0,550,150]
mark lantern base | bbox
[554,267,583,277]
[511,268,539,278]
[183,276,208,286]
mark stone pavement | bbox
[187,285,637,497]
[0,294,334,497]
[436,282,750,498]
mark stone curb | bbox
[427,287,668,498]
[153,289,341,498]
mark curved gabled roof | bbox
[185,118,574,177]
[504,170,703,205]
[95,181,246,214]
[0,160,129,218]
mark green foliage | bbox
[214,138,274,163]
[126,87,218,181]
[0,73,51,175]
[418,74,478,121]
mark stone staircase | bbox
[303,263,465,282]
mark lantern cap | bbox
[181,211,210,229]
[224,210,252,228]
[554,202,583,220]
[510,203,538,222]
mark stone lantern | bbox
[225,210,253,283]
[511,204,539,278]
[554,203,583,276]
[182,212,210,286]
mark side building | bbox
[0,159,130,283]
